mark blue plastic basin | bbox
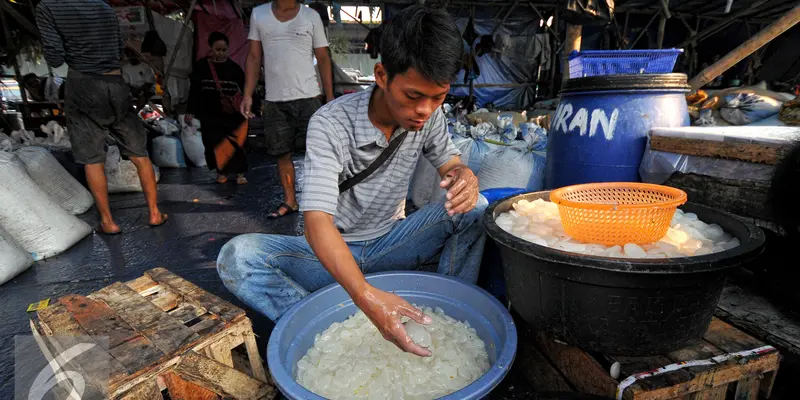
[267,271,518,400]
[480,187,527,205]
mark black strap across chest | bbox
[339,131,409,193]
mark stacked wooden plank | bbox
[645,126,800,226]
[520,316,781,400]
[30,267,276,400]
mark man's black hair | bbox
[379,5,463,85]
[208,31,230,47]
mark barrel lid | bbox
[561,73,690,93]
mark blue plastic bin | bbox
[569,49,683,78]
[267,272,518,400]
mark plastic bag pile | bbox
[3,121,71,149]
[150,115,207,168]
[410,113,548,208]
[687,83,796,127]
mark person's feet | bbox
[149,211,168,227]
[236,174,248,185]
[216,174,228,184]
[98,219,122,235]
[267,202,299,219]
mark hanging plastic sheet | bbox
[384,5,548,109]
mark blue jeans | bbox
[217,196,489,321]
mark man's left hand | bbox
[325,94,335,104]
[439,165,479,216]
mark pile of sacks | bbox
[150,116,206,169]
[687,82,797,126]
[410,113,547,208]
[2,121,71,150]
[0,148,94,285]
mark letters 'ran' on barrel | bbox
[545,74,690,189]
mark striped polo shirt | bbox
[301,86,460,242]
[35,0,123,74]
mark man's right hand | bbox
[240,95,253,118]
[354,285,433,357]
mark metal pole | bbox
[0,7,29,110]
[562,24,582,84]
[468,6,476,106]
[689,4,800,90]
[627,12,659,49]
[678,0,769,48]
[492,0,520,35]
[529,2,560,45]
[549,9,559,97]
[657,14,667,49]
[164,0,198,80]
[0,1,39,38]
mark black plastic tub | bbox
[484,191,765,355]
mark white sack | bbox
[720,92,783,125]
[106,146,161,193]
[152,135,187,168]
[179,116,207,167]
[478,124,548,192]
[14,146,94,215]
[0,225,33,285]
[0,151,92,260]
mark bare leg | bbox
[129,156,166,225]
[85,163,120,234]
[277,153,297,207]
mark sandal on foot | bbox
[216,175,228,184]
[149,213,169,227]
[267,202,298,219]
[236,175,248,185]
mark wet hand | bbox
[240,95,254,119]
[355,285,433,357]
[440,165,479,216]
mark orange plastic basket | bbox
[549,182,688,246]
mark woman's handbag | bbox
[208,60,243,114]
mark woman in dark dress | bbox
[186,32,248,184]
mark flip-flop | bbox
[149,213,169,228]
[267,202,299,219]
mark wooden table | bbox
[30,267,276,400]
[519,316,782,399]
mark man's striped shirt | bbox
[35,0,123,74]
[300,86,459,242]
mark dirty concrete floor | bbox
[0,154,545,399]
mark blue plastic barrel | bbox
[267,271,518,400]
[545,74,690,189]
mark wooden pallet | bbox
[30,267,277,400]
[520,317,782,400]
[649,135,791,166]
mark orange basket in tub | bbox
[549,182,687,246]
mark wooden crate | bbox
[29,267,277,400]
[521,317,782,400]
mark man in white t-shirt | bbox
[240,0,334,219]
